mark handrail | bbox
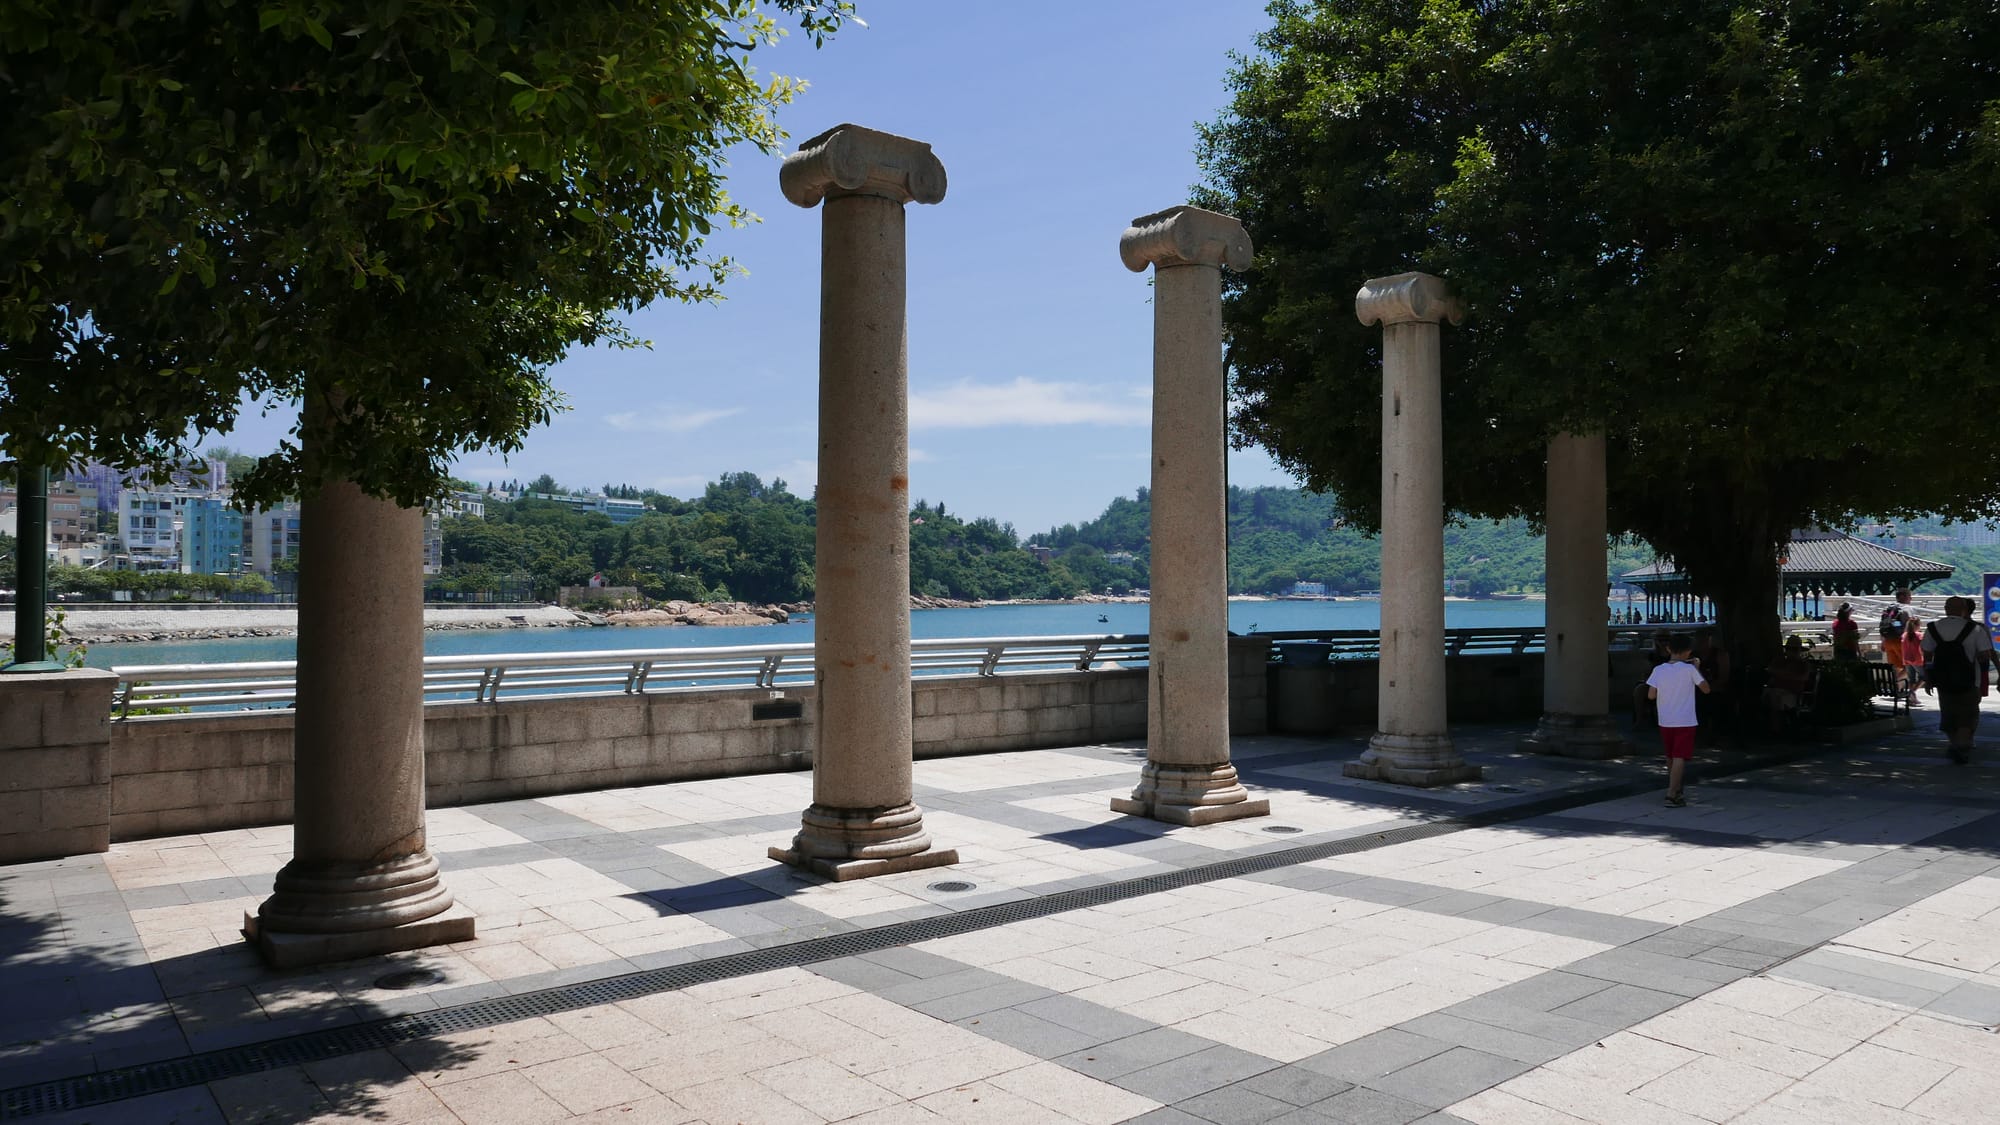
[109,633,1155,717]
[111,623,1816,718]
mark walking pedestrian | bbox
[1922,596,1993,765]
[1647,634,1710,806]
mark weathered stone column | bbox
[246,479,472,967]
[1109,206,1269,826]
[769,124,958,880]
[1345,272,1483,786]
[1523,432,1627,757]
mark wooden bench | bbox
[1865,662,1909,715]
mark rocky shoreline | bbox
[22,593,1146,645]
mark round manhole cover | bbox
[1262,825,1304,834]
[374,968,446,991]
[927,880,977,893]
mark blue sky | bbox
[215,1,1296,534]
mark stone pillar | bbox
[246,480,472,967]
[1109,206,1269,826]
[1345,272,1483,787]
[1523,433,1627,757]
[768,124,958,880]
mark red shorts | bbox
[1659,725,1696,760]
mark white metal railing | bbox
[109,633,1155,717]
[112,623,1825,717]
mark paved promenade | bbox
[4,701,1997,1123]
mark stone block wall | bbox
[0,669,117,861]
[108,712,293,840]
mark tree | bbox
[1198,0,2000,682]
[2,1,856,507]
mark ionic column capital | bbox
[1355,271,1462,327]
[780,123,947,208]
[1119,205,1253,273]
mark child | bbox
[1646,634,1710,807]
[1902,617,1926,700]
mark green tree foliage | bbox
[1197,0,2000,674]
[2,1,855,506]
[0,530,15,589]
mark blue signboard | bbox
[1986,572,2000,632]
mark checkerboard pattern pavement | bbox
[5,697,2000,1124]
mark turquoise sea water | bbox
[80,598,1551,669]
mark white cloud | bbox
[603,406,744,433]
[910,378,1150,430]
[909,448,938,463]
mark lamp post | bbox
[4,463,65,673]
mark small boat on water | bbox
[1097,614,1109,623]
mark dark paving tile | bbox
[1368,1046,1533,1109]
[858,946,972,980]
[1564,948,1745,997]
[1548,983,1685,1028]
[1015,993,1160,1043]
[1057,1026,1214,1081]
[952,1007,1099,1059]
[1124,1109,1215,1125]
[877,967,1014,1007]
[1112,1043,1278,1103]
[1175,1081,1297,1124]
[909,979,1054,1022]
[1295,1029,1453,1083]
[1474,970,1614,1014]
[1237,1065,1356,1106]
[1303,1085,1435,1124]
[1398,1013,1570,1065]
[1924,981,2000,1025]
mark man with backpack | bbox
[1922,596,1993,764]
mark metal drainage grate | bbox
[375,968,447,991]
[926,880,978,893]
[1262,825,1304,834]
[0,742,1826,1121]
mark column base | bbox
[771,802,956,881]
[1519,712,1630,759]
[767,846,962,882]
[1345,731,1483,787]
[1111,762,1270,826]
[244,903,475,969]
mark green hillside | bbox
[432,478,1683,602]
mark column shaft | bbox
[1376,321,1450,742]
[249,479,471,966]
[1146,263,1231,765]
[812,193,916,814]
[1525,432,1626,756]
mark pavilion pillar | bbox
[247,475,471,967]
[1109,206,1269,826]
[1345,273,1483,787]
[769,124,958,880]
[1522,433,1626,758]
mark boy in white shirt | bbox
[1646,634,1711,807]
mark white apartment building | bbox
[118,490,187,571]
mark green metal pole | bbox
[5,463,65,673]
